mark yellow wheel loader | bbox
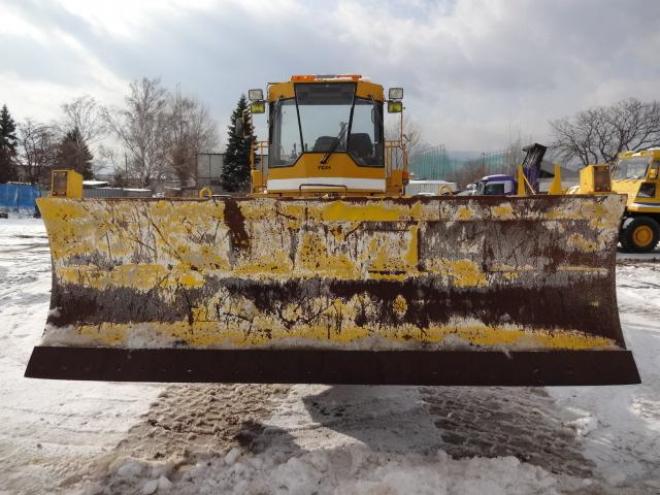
[570,149,660,253]
[26,75,639,385]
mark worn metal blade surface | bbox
[26,194,640,384]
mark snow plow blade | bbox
[26,194,640,385]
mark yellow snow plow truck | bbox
[570,148,660,253]
[26,74,640,385]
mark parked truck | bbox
[570,148,660,252]
[463,144,552,196]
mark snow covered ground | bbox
[1,218,659,494]
[0,219,162,494]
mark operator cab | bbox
[269,81,383,168]
[246,75,408,196]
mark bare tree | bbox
[550,98,660,166]
[61,95,106,144]
[163,92,218,187]
[18,120,58,186]
[94,144,117,177]
[500,133,536,175]
[104,78,169,187]
[104,78,219,188]
[386,117,430,160]
[450,160,489,189]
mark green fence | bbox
[409,147,511,181]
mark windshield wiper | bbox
[320,122,347,164]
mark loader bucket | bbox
[26,194,640,385]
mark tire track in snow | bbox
[84,383,291,494]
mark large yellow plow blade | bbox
[26,194,640,385]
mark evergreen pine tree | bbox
[0,104,18,183]
[56,127,94,179]
[221,95,254,192]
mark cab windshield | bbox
[611,157,649,180]
[269,82,384,167]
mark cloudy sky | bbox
[2,0,660,152]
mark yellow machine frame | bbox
[248,75,409,197]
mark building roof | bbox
[82,180,110,187]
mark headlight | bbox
[387,101,403,113]
[250,101,265,114]
[248,89,264,101]
[388,87,404,100]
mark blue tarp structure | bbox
[0,183,42,215]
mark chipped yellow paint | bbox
[455,205,474,221]
[490,263,535,273]
[37,194,625,297]
[174,267,206,288]
[238,200,279,222]
[408,202,439,222]
[38,195,626,276]
[78,324,129,345]
[310,200,407,222]
[587,195,625,231]
[193,244,231,271]
[543,195,623,234]
[567,233,599,253]
[392,295,408,319]
[488,263,534,281]
[234,250,293,276]
[404,225,419,267]
[490,203,515,220]
[37,194,626,358]
[425,259,488,288]
[298,232,358,278]
[56,263,208,291]
[66,319,619,351]
[366,234,411,276]
[40,198,232,264]
[277,202,306,230]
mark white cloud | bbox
[1,0,659,151]
[0,3,48,41]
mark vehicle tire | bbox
[620,216,660,253]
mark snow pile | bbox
[105,457,175,495]
[163,446,563,495]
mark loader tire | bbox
[620,216,659,253]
